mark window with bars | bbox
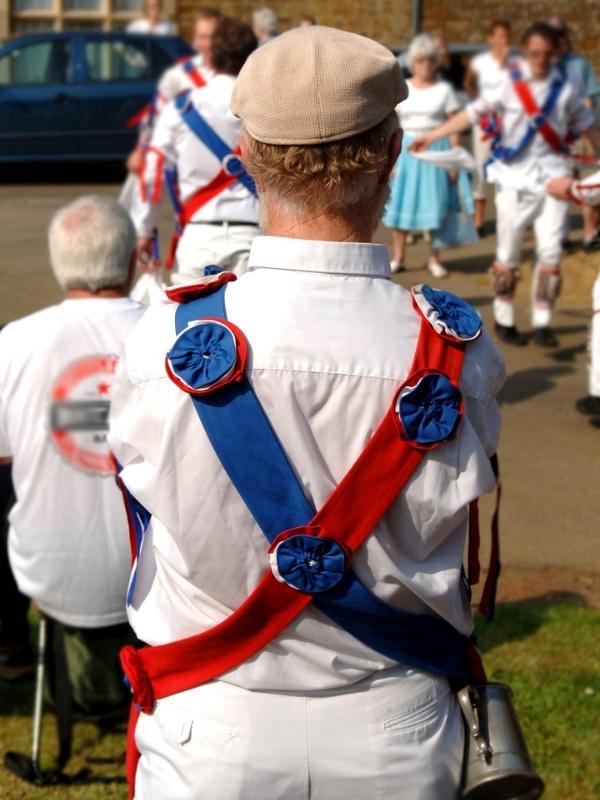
[5,0,170,36]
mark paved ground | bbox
[0,172,598,606]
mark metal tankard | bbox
[458,683,544,799]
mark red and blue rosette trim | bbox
[412,284,482,342]
[394,370,463,449]
[165,317,247,395]
[268,526,347,594]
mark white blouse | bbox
[396,80,460,134]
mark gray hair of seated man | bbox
[49,194,136,293]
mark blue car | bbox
[0,31,194,162]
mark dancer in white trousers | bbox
[109,26,504,800]
[412,21,599,348]
[131,18,259,281]
[547,171,600,417]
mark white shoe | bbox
[390,260,406,274]
[427,258,448,279]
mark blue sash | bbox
[171,285,473,680]
[486,64,565,171]
[175,93,257,197]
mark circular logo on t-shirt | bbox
[49,354,118,475]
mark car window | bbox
[0,39,70,85]
[85,38,150,82]
[148,40,176,80]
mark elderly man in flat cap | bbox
[109,26,504,800]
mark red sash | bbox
[120,316,479,797]
[511,75,565,153]
[164,147,243,269]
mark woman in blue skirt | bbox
[384,34,469,278]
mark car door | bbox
[0,35,82,161]
[76,33,158,160]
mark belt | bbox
[188,220,259,227]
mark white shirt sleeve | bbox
[442,82,461,115]
[572,169,600,205]
[565,86,596,135]
[130,103,179,237]
[0,327,13,456]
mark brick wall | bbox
[176,0,600,75]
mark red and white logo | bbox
[49,354,118,475]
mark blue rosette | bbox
[412,284,482,342]
[165,318,247,395]
[269,533,347,594]
[395,371,463,448]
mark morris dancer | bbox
[123,7,222,193]
[547,172,600,418]
[412,21,599,347]
[110,26,505,800]
[131,18,258,281]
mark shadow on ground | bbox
[498,365,574,404]
[475,592,586,652]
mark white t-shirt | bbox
[395,80,460,133]
[469,51,509,102]
[108,236,505,692]
[0,297,145,628]
[126,18,175,35]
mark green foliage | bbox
[476,600,600,800]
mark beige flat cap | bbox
[231,25,407,145]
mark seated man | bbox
[0,196,144,721]
[110,27,504,800]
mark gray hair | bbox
[252,7,278,36]
[406,33,439,71]
[48,195,136,293]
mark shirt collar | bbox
[247,236,392,278]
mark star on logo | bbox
[97,382,111,395]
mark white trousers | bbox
[471,129,492,201]
[590,271,600,397]
[494,184,568,328]
[134,666,464,800]
[173,222,259,283]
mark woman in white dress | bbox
[383,34,468,278]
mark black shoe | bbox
[532,327,559,347]
[476,225,485,238]
[494,323,528,346]
[583,230,600,253]
[575,395,600,416]
[0,642,35,681]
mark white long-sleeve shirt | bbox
[131,74,258,236]
[108,237,504,692]
[466,58,595,189]
[571,168,600,205]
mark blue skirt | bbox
[383,134,471,231]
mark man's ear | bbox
[379,128,403,185]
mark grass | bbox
[0,598,598,799]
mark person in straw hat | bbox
[109,25,504,800]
